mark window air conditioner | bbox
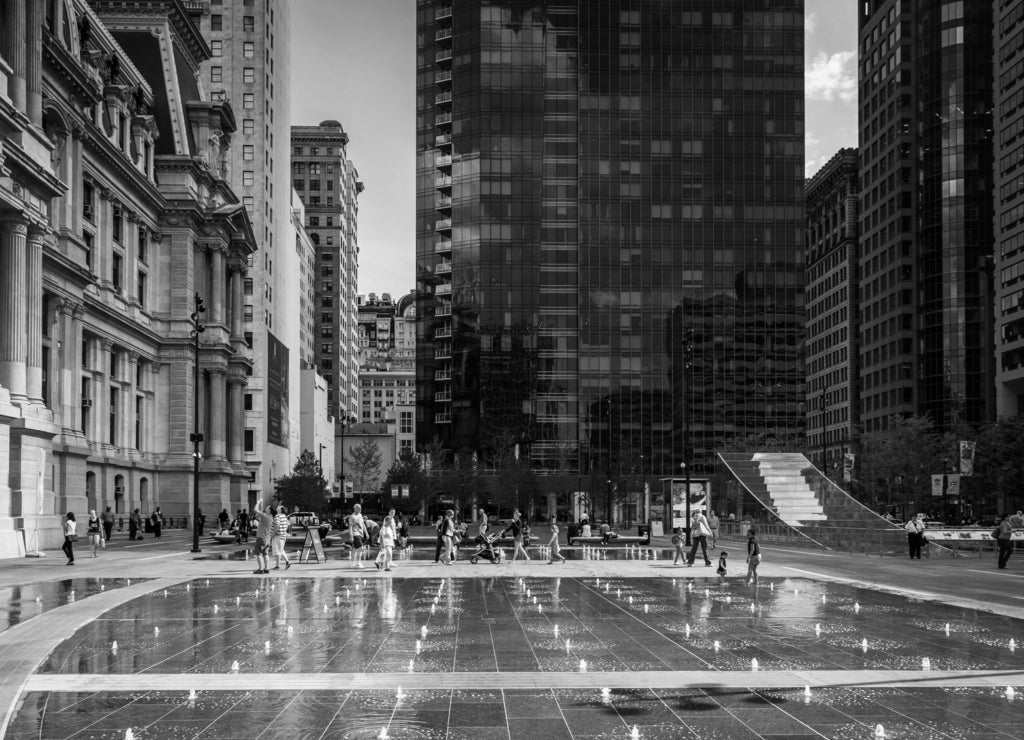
[82,398,93,408]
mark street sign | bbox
[299,528,326,563]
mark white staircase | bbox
[752,453,827,527]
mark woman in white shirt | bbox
[62,512,77,565]
[348,504,368,569]
[376,508,397,572]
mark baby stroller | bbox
[469,532,503,564]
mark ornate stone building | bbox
[0,0,256,554]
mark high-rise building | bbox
[190,0,296,499]
[857,0,994,433]
[994,0,1024,416]
[291,122,363,421]
[805,149,859,473]
[416,1,806,480]
[0,0,257,550]
[357,292,417,371]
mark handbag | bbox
[992,527,1002,539]
[67,534,79,542]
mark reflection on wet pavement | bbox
[0,578,139,634]
[11,686,1024,739]
[37,577,1024,675]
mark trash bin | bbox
[638,524,651,540]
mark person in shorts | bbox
[348,503,368,569]
[273,507,292,570]
[745,528,761,585]
[252,499,274,574]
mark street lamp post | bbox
[682,328,694,546]
[604,397,613,525]
[339,415,356,501]
[189,293,206,554]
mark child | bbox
[746,528,761,585]
[547,517,566,564]
[671,527,687,565]
[716,550,728,576]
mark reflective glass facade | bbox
[416,0,806,477]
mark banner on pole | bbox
[843,453,855,482]
[931,474,944,497]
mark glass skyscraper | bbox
[416,1,806,479]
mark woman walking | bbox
[376,508,397,571]
[86,510,102,557]
[440,509,456,565]
[505,510,530,563]
[547,516,565,564]
[61,512,77,565]
[686,510,713,567]
[995,513,1014,570]
[745,528,762,585]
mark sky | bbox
[291,0,860,299]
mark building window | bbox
[82,182,95,221]
[243,145,254,160]
[309,217,320,227]
[244,331,253,348]
[211,40,222,56]
[210,14,223,31]
[326,216,334,227]
[112,209,123,243]
[244,429,254,452]
[211,66,222,83]
[243,278,254,295]
[243,67,255,84]
[243,196,254,210]
[83,232,93,270]
[400,412,414,434]
[244,304,254,322]
[308,180,321,191]
[137,271,146,308]
[243,15,255,32]
[243,42,254,58]
[243,93,254,109]
[310,163,321,175]
[243,119,254,135]
[112,253,123,291]
[137,230,147,263]
[242,170,254,187]
[244,393,253,411]
[293,178,304,190]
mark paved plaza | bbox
[0,532,1023,738]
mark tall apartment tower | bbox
[291,122,363,421]
[416,1,806,478]
[805,150,860,473]
[191,0,296,497]
[857,0,994,433]
[994,1,1024,416]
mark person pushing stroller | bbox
[468,508,503,564]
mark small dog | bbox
[716,551,728,576]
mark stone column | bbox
[26,0,43,126]
[211,248,225,324]
[0,219,28,400]
[60,301,84,432]
[208,367,227,459]
[230,268,243,338]
[25,226,45,403]
[227,373,245,463]
[71,126,84,234]
[1,0,27,114]
[98,339,112,445]
[127,352,139,449]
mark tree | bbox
[434,447,485,518]
[274,449,329,513]
[856,415,944,515]
[382,447,437,515]
[347,438,383,505]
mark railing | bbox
[435,196,452,209]
[435,49,452,63]
[434,412,452,424]
[435,261,452,274]
[434,325,452,338]
[435,70,452,83]
[434,344,452,359]
[436,302,452,316]
[435,112,452,125]
[435,175,452,188]
[434,369,452,381]
[435,133,452,146]
[435,28,452,41]
[435,240,452,252]
[434,391,452,402]
[436,6,452,20]
[435,154,452,167]
[435,282,452,295]
[435,92,452,105]
[435,217,452,230]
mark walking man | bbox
[686,509,713,567]
[151,507,163,539]
[995,513,1014,569]
[273,507,292,570]
[129,508,142,540]
[251,499,274,574]
[905,513,925,559]
[708,510,721,549]
[101,507,115,542]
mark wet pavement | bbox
[3,532,1024,738]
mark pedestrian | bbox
[218,508,230,532]
[376,508,397,571]
[686,510,713,567]
[708,510,721,549]
[238,509,249,542]
[87,510,102,557]
[547,516,565,564]
[348,503,368,569]
[101,506,115,542]
[745,528,761,585]
[151,507,163,539]
[716,550,728,575]
[995,513,1014,570]
[61,512,77,565]
[397,514,409,549]
[197,508,206,533]
[505,509,530,563]
[433,512,446,563]
[129,508,142,540]
[273,507,292,570]
[671,527,687,565]
[251,499,274,574]
[905,512,925,559]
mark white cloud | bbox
[805,50,857,104]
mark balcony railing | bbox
[436,302,452,316]
[434,325,452,339]
[434,391,452,402]
[435,217,452,230]
[435,368,452,381]
[435,240,452,253]
[435,6,452,20]
[434,343,452,359]
[435,70,452,83]
[435,154,452,167]
[434,412,452,424]
[435,91,452,105]
[436,282,452,295]
[435,175,452,188]
[435,261,452,274]
[435,133,452,147]
[435,28,452,42]
[435,112,452,126]
[435,196,452,210]
[435,49,452,63]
